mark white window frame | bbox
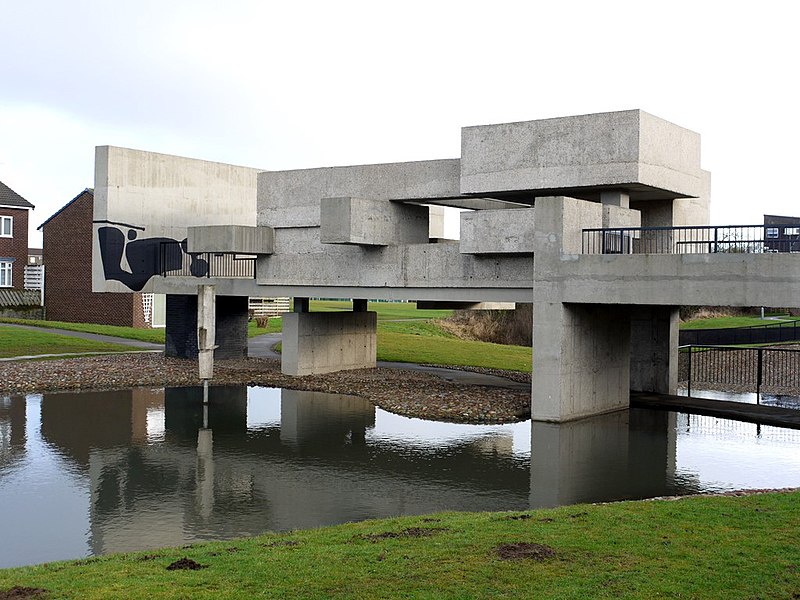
[0,261,12,287]
[766,227,779,238]
[784,227,800,236]
[0,216,12,238]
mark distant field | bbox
[307,300,453,320]
[680,315,800,330]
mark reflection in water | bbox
[1,385,799,568]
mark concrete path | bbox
[1,325,528,389]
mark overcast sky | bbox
[1,0,798,247]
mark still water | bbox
[1,385,800,568]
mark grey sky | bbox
[2,0,798,246]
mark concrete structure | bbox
[92,109,800,422]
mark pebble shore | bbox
[0,353,531,423]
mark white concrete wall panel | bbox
[93,146,260,293]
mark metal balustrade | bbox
[159,241,256,279]
[582,224,800,255]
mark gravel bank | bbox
[0,353,531,423]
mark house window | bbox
[784,227,800,236]
[766,227,779,238]
[0,261,12,287]
[0,216,11,237]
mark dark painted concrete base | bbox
[165,294,249,360]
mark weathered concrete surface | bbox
[460,110,703,200]
[459,208,536,254]
[320,197,429,246]
[258,159,462,229]
[93,146,260,294]
[187,225,274,254]
[281,311,377,376]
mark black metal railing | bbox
[582,224,800,255]
[680,320,800,346]
[679,345,800,401]
[159,241,256,279]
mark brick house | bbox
[39,189,155,327]
[0,180,35,290]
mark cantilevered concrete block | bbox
[320,197,429,246]
[460,110,702,200]
[186,225,274,254]
[459,208,536,254]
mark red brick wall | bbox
[42,191,143,326]
[0,207,29,290]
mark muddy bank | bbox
[0,354,530,424]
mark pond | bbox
[1,385,799,568]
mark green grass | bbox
[0,326,139,358]
[1,492,798,599]
[308,300,453,320]
[0,304,528,371]
[681,315,800,330]
[0,318,167,343]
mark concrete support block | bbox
[281,311,377,376]
[187,225,274,254]
[629,305,679,394]
[532,302,630,422]
[602,204,641,229]
[459,208,536,254]
[320,197,429,246]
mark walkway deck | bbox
[631,391,800,430]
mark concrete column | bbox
[353,299,368,312]
[531,302,631,422]
[629,305,679,394]
[281,311,377,376]
[197,285,216,380]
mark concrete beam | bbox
[320,197,429,246]
[187,225,274,254]
[258,159,462,228]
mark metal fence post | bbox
[756,348,763,404]
[687,346,693,398]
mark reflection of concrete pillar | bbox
[529,409,676,509]
[279,389,375,446]
[281,311,377,376]
[630,306,679,394]
[196,428,214,519]
[532,302,630,422]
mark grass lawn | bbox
[0,326,138,358]
[1,304,527,371]
[681,315,800,330]
[308,300,453,320]
[1,491,797,599]
[0,318,277,344]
